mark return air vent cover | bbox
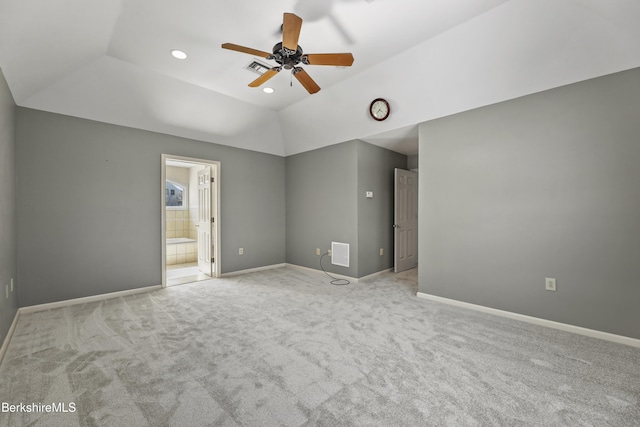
[244,60,271,75]
[331,242,349,267]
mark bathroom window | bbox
[166,180,188,210]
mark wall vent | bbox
[244,60,271,75]
[331,242,350,267]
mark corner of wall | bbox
[0,68,19,347]
[285,141,359,277]
[355,140,408,278]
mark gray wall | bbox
[357,141,407,277]
[418,68,640,339]
[407,154,418,171]
[0,69,18,345]
[16,108,285,307]
[286,141,359,277]
[285,140,406,278]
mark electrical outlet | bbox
[545,278,557,291]
[328,249,332,256]
[380,248,384,256]
[316,248,320,256]
[239,248,244,255]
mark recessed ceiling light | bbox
[171,49,187,60]
[263,87,274,94]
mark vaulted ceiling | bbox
[1,0,639,156]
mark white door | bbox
[394,168,418,272]
[197,167,213,276]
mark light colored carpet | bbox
[0,267,638,426]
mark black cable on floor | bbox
[319,252,350,286]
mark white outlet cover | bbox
[366,191,374,198]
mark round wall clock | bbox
[369,98,390,121]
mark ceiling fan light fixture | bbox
[170,49,187,60]
[263,87,274,94]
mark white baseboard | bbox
[358,268,394,282]
[285,263,359,282]
[221,263,286,278]
[416,292,640,349]
[0,309,20,365]
[285,264,392,282]
[19,285,162,315]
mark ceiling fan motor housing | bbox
[271,42,304,69]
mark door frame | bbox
[161,154,221,287]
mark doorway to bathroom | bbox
[161,155,220,287]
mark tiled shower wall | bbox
[166,210,190,238]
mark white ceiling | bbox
[1,0,639,157]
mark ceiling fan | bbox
[222,13,354,94]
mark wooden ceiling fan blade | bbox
[282,13,303,50]
[221,43,271,59]
[248,68,280,87]
[305,53,354,66]
[293,68,320,94]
